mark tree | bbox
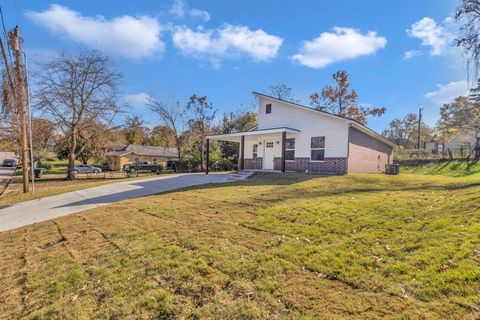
[456,0,480,77]
[124,115,148,145]
[216,110,257,162]
[34,50,122,179]
[382,113,432,148]
[268,83,296,102]
[309,70,385,125]
[147,97,184,160]
[31,117,55,150]
[185,94,216,171]
[150,125,176,147]
[437,92,480,158]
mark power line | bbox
[0,5,13,65]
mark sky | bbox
[1,0,471,132]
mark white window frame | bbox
[252,144,258,160]
[285,138,295,162]
[310,136,325,162]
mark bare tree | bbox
[268,83,296,102]
[456,0,480,78]
[34,50,122,179]
[147,96,184,160]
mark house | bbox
[425,129,479,157]
[206,92,395,175]
[106,144,178,171]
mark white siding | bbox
[243,133,281,159]
[257,97,349,157]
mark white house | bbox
[425,129,479,157]
[206,92,395,175]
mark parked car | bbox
[93,163,109,172]
[73,164,102,174]
[2,158,17,167]
[124,162,161,173]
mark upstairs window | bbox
[252,144,258,160]
[266,103,272,114]
[311,136,325,161]
[285,138,295,161]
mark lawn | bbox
[0,172,479,319]
[401,160,480,177]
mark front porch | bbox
[206,127,300,174]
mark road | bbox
[0,172,251,232]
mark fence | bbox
[395,146,479,162]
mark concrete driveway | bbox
[0,167,16,195]
[0,172,251,232]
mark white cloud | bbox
[124,92,149,107]
[290,27,387,68]
[425,80,469,104]
[172,24,283,65]
[403,50,422,60]
[170,0,210,21]
[26,4,164,60]
[406,17,449,56]
[169,0,185,18]
[190,8,210,22]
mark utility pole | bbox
[24,52,34,191]
[417,107,423,150]
[8,26,29,193]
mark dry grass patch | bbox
[0,172,479,319]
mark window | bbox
[285,138,295,161]
[266,141,274,148]
[153,158,158,164]
[134,157,139,163]
[311,136,325,161]
[266,103,272,114]
[252,144,258,160]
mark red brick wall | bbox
[244,157,263,170]
[348,127,393,174]
[274,157,347,175]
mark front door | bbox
[263,141,274,170]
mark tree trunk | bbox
[475,134,480,160]
[66,131,77,180]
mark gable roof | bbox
[107,144,178,158]
[252,92,396,148]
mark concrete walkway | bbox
[0,167,16,196]
[0,172,251,232]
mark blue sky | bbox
[2,0,470,132]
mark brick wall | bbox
[244,157,263,170]
[274,157,347,175]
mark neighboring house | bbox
[425,129,479,157]
[106,145,178,171]
[207,92,395,175]
[0,151,17,163]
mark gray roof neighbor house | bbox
[107,145,179,158]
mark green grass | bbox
[401,160,480,177]
[0,172,479,319]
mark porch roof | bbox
[207,127,300,142]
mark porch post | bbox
[240,135,245,170]
[205,138,209,174]
[281,131,286,172]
